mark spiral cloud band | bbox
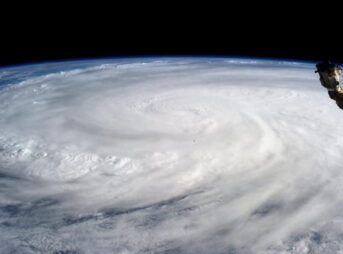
[1,58,343,253]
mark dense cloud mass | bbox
[1,58,343,253]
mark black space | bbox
[1,6,341,67]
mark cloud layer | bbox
[1,58,343,253]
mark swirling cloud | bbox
[0,58,343,254]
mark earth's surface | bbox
[1,57,343,254]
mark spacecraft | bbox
[315,61,343,109]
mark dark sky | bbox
[1,5,341,67]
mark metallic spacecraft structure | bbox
[315,61,343,109]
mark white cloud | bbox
[0,58,342,253]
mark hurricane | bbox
[1,57,343,254]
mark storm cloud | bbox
[1,58,343,253]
